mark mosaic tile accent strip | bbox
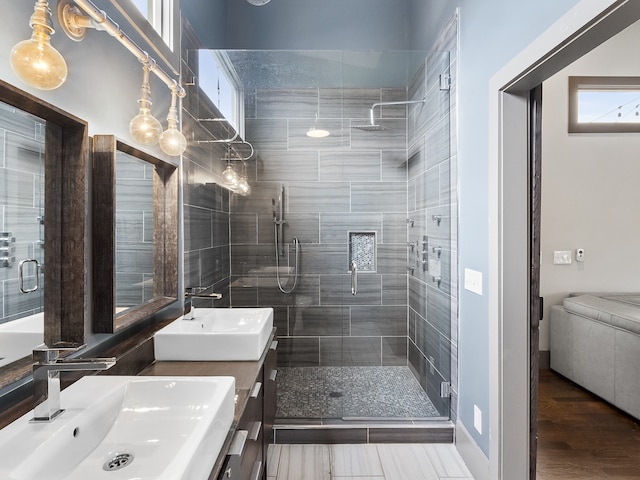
[276,366,440,419]
[349,232,376,272]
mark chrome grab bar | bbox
[19,259,40,293]
[350,261,357,296]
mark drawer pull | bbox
[250,381,262,398]
[249,421,262,441]
[228,430,248,456]
[250,460,263,480]
[269,369,278,382]
[270,340,278,350]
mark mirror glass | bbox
[115,151,155,315]
[0,100,46,368]
[93,136,178,334]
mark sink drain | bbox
[103,453,134,471]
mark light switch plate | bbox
[553,251,572,265]
[464,268,482,295]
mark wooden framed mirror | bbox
[92,136,178,333]
[0,79,88,390]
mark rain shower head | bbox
[351,122,387,132]
[352,97,426,132]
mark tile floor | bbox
[277,366,440,419]
[267,443,474,480]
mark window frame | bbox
[569,76,640,133]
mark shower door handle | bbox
[18,259,40,293]
[350,261,357,296]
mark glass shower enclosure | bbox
[207,48,457,423]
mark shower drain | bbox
[103,453,134,471]
[329,391,343,398]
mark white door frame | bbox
[487,0,640,478]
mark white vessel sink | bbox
[0,375,235,480]
[154,307,274,361]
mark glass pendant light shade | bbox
[130,62,162,145]
[159,86,187,156]
[10,0,67,90]
[222,164,239,186]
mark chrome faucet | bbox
[184,287,223,320]
[31,343,116,422]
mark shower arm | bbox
[369,97,426,125]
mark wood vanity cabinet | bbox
[217,338,277,480]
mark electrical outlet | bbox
[474,405,482,434]
[553,251,572,265]
[464,268,482,295]
[576,248,585,262]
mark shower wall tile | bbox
[257,275,320,306]
[288,183,351,213]
[320,213,382,244]
[0,169,34,208]
[212,211,230,247]
[426,206,452,250]
[382,213,408,244]
[382,337,408,366]
[278,337,320,367]
[320,337,382,366]
[409,276,427,316]
[427,286,452,341]
[377,244,408,275]
[245,118,288,151]
[231,213,258,244]
[229,276,258,306]
[257,151,319,182]
[273,306,289,336]
[352,182,407,213]
[426,118,450,170]
[380,88,408,118]
[381,151,408,182]
[415,316,452,380]
[289,306,348,336]
[351,306,407,336]
[258,213,320,244]
[231,181,282,214]
[318,88,344,118]
[184,206,213,251]
[230,244,274,276]
[350,119,407,151]
[381,275,408,306]
[318,151,381,182]
[288,119,349,150]
[256,88,318,119]
[200,246,230,287]
[340,88,383,118]
[302,244,349,275]
[320,274,381,306]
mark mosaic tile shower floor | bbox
[276,366,440,419]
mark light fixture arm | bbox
[58,0,184,97]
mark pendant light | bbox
[10,0,68,90]
[129,59,163,146]
[159,82,187,156]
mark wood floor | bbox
[537,369,640,479]
[267,443,473,480]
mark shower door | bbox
[223,48,455,422]
[0,100,46,367]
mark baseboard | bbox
[455,421,489,480]
[539,350,550,369]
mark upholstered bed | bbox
[550,293,640,420]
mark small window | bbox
[130,0,174,51]
[569,76,640,133]
[198,51,243,135]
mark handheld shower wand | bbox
[272,185,299,293]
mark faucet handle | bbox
[33,343,86,363]
[34,342,86,352]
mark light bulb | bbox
[129,106,162,145]
[10,1,67,90]
[222,164,239,186]
[159,89,187,156]
[130,63,162,146]
[237,177,251,196]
